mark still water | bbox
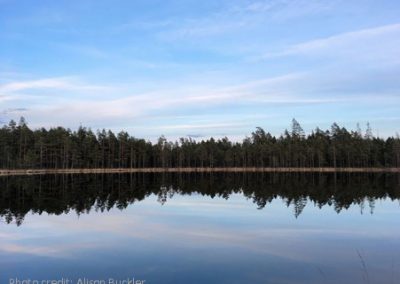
[1,173,399,284]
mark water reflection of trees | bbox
[0,173,399,225]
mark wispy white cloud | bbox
[55,43,109,59]
[109,19,173,33]
[244,0,336,18]
[260,23,400,64]
[0,77,111,93]
[164,19,247,39]
[2,73,306,121]
[0,78,69,93]
[160,0,338,40]
[149,122,249,131]
[3,69,398,133]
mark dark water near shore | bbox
[1,173,400,284]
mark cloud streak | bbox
[2,68,399,137]
[161,0,338,40]
[0,77,112,93]
[261,23,400,63]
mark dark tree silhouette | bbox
[0,118,399,169]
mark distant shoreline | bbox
[1,167,400,176]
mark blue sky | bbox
[1,0,400,141]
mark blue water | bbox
[0,174,399,284]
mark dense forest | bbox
[0,117,399,169]
[1,172,399,225]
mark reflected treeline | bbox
[1,173,400,225]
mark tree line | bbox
[0,117,399,169]
[1,172,399,225]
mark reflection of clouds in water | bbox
[1,196,399,266]
[0,242,96,258]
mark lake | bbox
[1,173,399,284]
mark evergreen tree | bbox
[0,118,398,169]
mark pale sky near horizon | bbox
[1,0,400,141]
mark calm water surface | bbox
[1,173,399,284]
